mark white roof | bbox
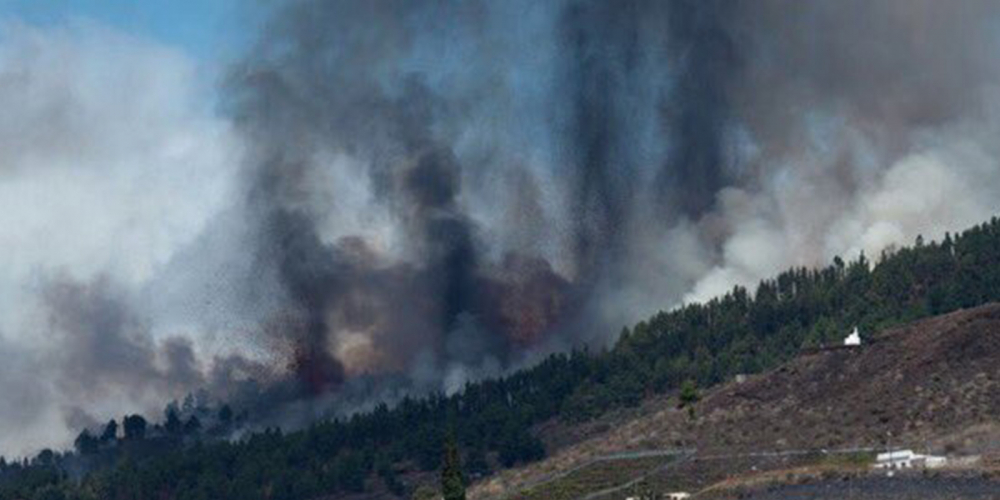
[877,449,915,461]
[844,326,861,346]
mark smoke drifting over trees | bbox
[3,0,1000,454]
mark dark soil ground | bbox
[695,303,1000,454]
[740,474,1000,499]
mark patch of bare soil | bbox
[739,474,1000,500]
[697,303,1000,454]
[471,303,1000,499]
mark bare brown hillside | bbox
[472,303,1000,498]
[700,303,1000,453]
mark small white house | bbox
[844,326,861,346]
[875,449,916,468]
[626,493,690,500]
[874,449,947,469]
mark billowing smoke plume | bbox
[681,0,1000,302]
[227,0,1000,395]
[4,0,1000,454]
[0,20,243,455]
[225,0,741,400]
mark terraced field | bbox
[508,455,681,500]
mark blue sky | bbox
[0,0,258,61]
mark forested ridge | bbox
[4,216,1000,500]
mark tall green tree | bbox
[164,408,183,436]
[122,415,147,441]
[99,419,118,442]
[441,434,466,500]
[679,379,699,407]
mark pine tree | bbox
[74,429,99,455]
[679,379,699,407]
[441,434,466,500]
[164,408,183,436]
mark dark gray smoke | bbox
[44,277,202,399]
[228,0,582,399]
[228,0,745,380]
[219,0,1000,411]
[554,0,738,310]
[36,275,278,431]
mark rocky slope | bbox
[472,303,1000,498]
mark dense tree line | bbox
[3,217,1000,499]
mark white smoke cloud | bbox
[0,19,241,456]
[674,1,1000,306]
[683,116,1000,305]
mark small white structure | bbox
[844,326,862,346]
[875,449,916,468]
[666,493,691,500]
[874,449,947,469]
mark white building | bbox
[626,493,689,500]
[844,326,861,346]
[874,449,947,469]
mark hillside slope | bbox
[473,303,1000,498]
[699,303,1000,453]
